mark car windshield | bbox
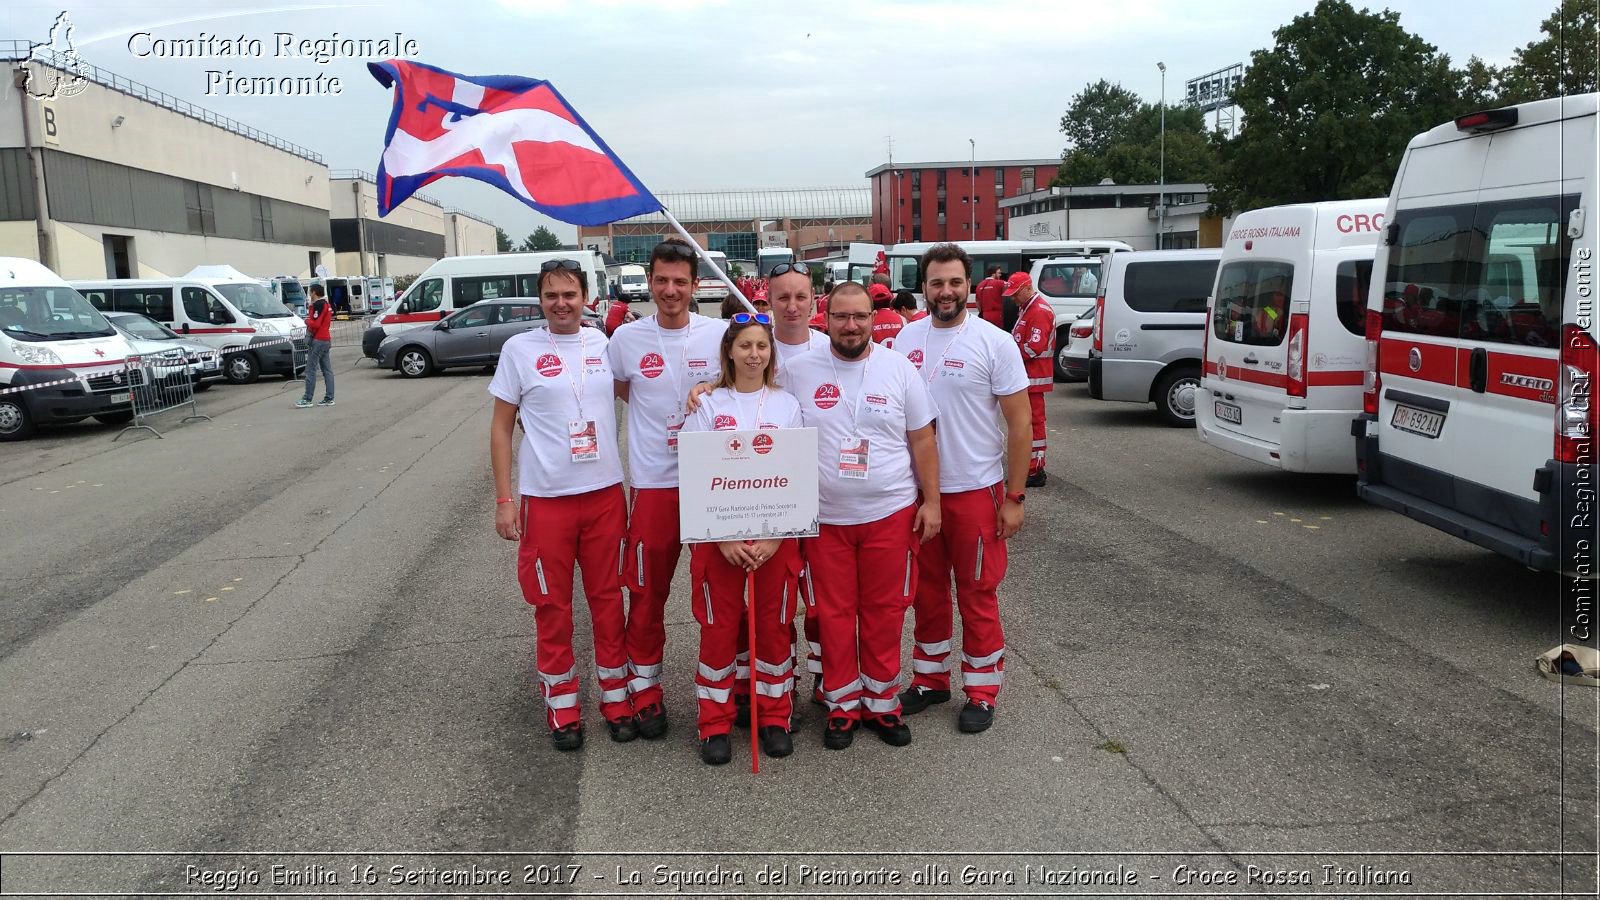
[113,315,178,340]
[0,286,116,341]
[1036,260,1102,298]
[622,275,645,285]
[216,282,294,318]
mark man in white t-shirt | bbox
[607,239,727,739]
[489,260,632,752]
[892,243,1032,734]
[782,282,941,750]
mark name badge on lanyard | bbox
[666,413,684,454]
[838,436,870,479]
[569,419,600,463]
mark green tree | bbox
[1055,83,1218,186]
[518,226,563,252]
[495,227,512,253]
[1500,0,1598,103]
[1211,0,1470,215]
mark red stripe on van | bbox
[1206,360,1289,388]
[184,327,256,335]
[1474,349,1559,404]
[381,312,446,325]
[1306,370,1366,387]
[1378,337,1455,386]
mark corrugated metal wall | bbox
[0,149,38,221]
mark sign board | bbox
[759,231,789,248]
[1185,63,1244,113]
[679,428,819,543]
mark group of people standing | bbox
[488,239,1040,766]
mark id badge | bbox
[569,419,600,463]
[666,414,684,454]
[838,435,869,479]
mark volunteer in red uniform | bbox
[892,290,924,324]
[783,282,941,750]
[975,266,1006,328]
[1005,272,1055,487]
[490,260,632,751]
[608,239,727,739]
[868,283,905,346]
[682,314,806,765]
[894,243,1032,734]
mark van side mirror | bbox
[398,300,411,314]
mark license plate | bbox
[1391,404,1445,438]
[1214,401,1242,425]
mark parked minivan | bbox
[1355,94,1596,575]
[1030,255,1106,380]
[362,251,607,359]
[1088,249,1223,425]
[0,258,139,441]
[1196,200,1384,472]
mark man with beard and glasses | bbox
[892,243,1032,735]
[780,282,941,750]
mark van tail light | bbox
[1286,312,1309,397]
[1557,325,1597,464]
[1363,310,1383,415]
[1092,292,1106,352]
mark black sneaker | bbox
[606,716,639,743]
[700,734,732,766]
[863,714,912,746]
[958,700,995,733]
[899,686,951,716]
[1026,470,1047,488]
[550,723,584,752]
[822,717,856,750]
[759,726,793,758]
[733,695,751,729]
[810,676,825,707]
[636,703,669,740]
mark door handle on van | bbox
[1468,347,1487,393]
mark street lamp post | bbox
[969,138,976,237]
[1157,61,1166,251]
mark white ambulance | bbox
[0,258,138,441]
[1354,94,1596,576]
[1196,199,1384,472]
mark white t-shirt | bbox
[488,327,623,498]
[894,314,1028,493]
[773,329,829,385]
[782,345,938,526]
[607,313,727,488]
[683,385,804,433]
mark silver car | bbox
[103,311,223,391]
[376,299,598,378]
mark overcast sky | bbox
[3,0,1551,242]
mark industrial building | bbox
[866,158,1063,245]
[330,171,498,279]
[1000,182,1222,250]
[578,188,872,265]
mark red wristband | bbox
[496,497,516,505]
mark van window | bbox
[1463,197,1568,348]
[408,279,443,314]
[182,287,210,323]
[1213,261,1294,346]
[1035,260,1100,298]
[1122,259,1217,314]
[1381,205,1477,339]
[1335,259,1373,336]
[454,275,517,306]
[80,289,112,312]
[114,287,173,321]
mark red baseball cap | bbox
[868,283,893,304]
[1002,272,1032,297]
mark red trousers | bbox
[803,505,920,722]
[691,541,800,739]
[624,487,682,711]
[733,567,818,702]
[1029,390,1047,475]
[911,484,1007,704]
[517,485,632,729]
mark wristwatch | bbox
[1005,491,1025,504]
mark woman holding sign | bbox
[681,314,804,766]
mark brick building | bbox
[866,158,1062,246]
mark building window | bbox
[937,170,946,189]
[995,221,1005,239]
[707,231,756,261]
[937,212,946,225]
[185,182,215,235]
[613,235,660,264]
[1021,168,1035,194]
[995,169,1005,197]
[252,196,274,241]
[937,199,946,216]
[910,171,921,189]
[912,227,921,242]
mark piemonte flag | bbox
[367,60,662,226]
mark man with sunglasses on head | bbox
[607,238,728,740]
[893,243,1032,735]
[490,258,631,751]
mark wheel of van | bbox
[93,411,135,425]
[0,398,36,441]
[1053,326,1072,382]
[397,347,434,378]
[1153,365,1202,428]
[224,352,260,385]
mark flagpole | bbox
[661,209,758,315]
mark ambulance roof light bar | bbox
[1455,108,1518,133]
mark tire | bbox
[397,346,434,378]
[0,398,36,441]
[224,351,260,385]
[1053,327,1072,382]
[1153,365,1202,428]
[93,411,135,425]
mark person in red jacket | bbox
[1005,272,1054,487]
[296,284,334,409]
[868,283,904,346]
[975,266,1006,328]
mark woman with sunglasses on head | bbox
[679,312,805,766]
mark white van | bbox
[362,251,607,359]
[1355,94,1596,576]
[76,267,305,384]
[1029,255,1105,380]
[693,250,731,305]
[616,264,649,301]
[1088,249,1223,425]
[0,258,139,441]
[1195,200,1384,472]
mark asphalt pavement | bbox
[0,335,1594,897]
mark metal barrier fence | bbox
[115,352,211,440]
